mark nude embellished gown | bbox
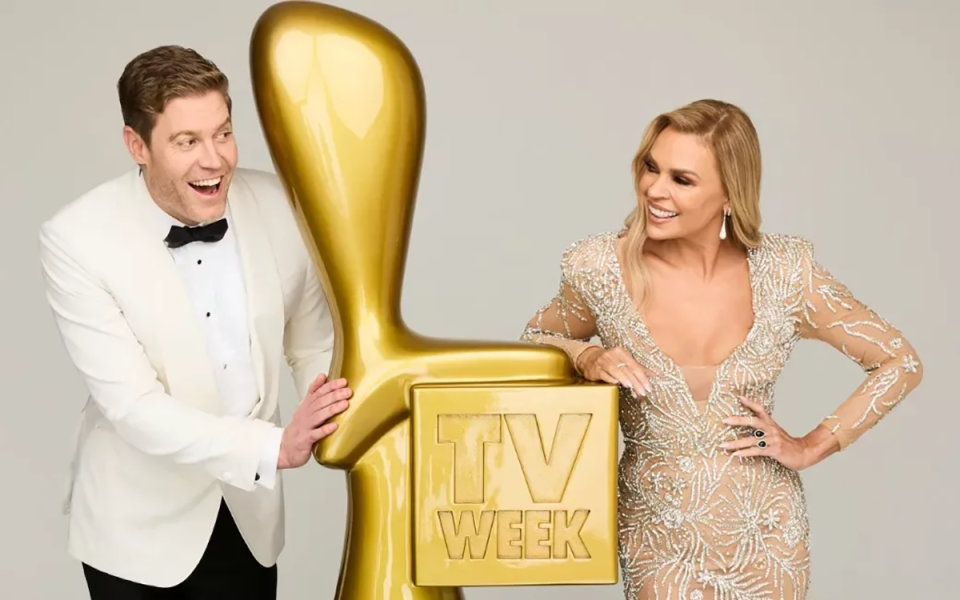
[521,231,922,600]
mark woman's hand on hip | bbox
[720,397,838,471]
[576,346,652,395]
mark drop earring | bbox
[719,208,729,240]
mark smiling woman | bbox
[520,98,923,599]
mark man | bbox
[38,45,349,599]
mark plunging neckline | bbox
[607,233,761,415]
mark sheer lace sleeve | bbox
[521,243,601,374]
[795,240,923,450]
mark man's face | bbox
[125,91,238,225]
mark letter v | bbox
[504,414,591,503]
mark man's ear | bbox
[122,126,149,167]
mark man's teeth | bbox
[191,176,222,187]
[649,206,678,218]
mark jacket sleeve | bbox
[282,251,335,402]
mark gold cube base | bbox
[412,383,619,587]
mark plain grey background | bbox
[1,0,957,598]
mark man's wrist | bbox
[276,432,290,470]
[254,427,284,488]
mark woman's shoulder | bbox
[547,231,623,288]
[752,232,829,283]
[755,231,816,260]
[563,229,620,253]
[560,230,622,267]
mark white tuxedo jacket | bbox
[38,167,334,587]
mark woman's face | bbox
[638,127,728,243]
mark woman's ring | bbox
[616,363,627,369]
[754,429,765,438]
[757,439,768,448]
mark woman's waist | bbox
[620,444,803,485]
[617,461,806,527]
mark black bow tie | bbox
[164,218,228,249]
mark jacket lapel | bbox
[119,169,283,417]
[226,174,283,416]
[123,170,225,415]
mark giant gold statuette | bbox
[249,3,620,598]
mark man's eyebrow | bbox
[168,118,232,141]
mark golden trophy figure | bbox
[250,3,620,599]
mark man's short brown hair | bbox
[117,45,232,146]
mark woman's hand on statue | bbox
[576,346,653,395]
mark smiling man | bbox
[38,46,351,600]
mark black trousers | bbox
[82,499,277,600]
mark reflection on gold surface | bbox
[250,2,619,598]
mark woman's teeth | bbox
[649,206,678,219]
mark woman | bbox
[520,99,922,599]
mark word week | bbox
[435,413,592,561]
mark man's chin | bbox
[180,193,227,224]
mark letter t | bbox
[437,415,502,504]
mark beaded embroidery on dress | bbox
[521,231,922,600]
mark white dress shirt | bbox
[147,194,283,489]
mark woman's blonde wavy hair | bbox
[620,99,763,307]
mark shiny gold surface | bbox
[412,384,619,586]
[249,2,619,597]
